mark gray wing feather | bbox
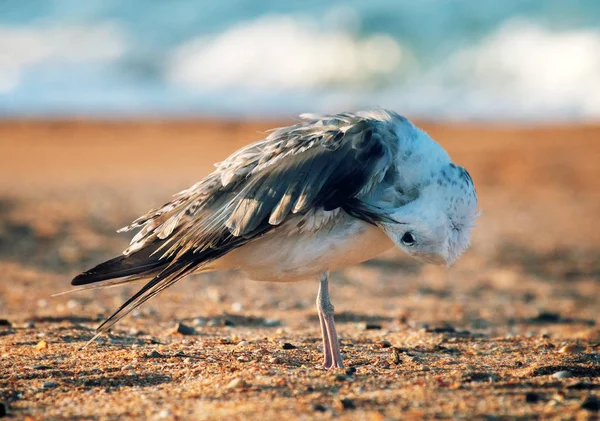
[120,109,401,258]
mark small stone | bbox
[340,398,355,410]
[426,326,456,334]
[156,409,172,419]
[281,342,296,350]
[32,365,52,370]
[360,322,382,330]
[35,340,48,351]
[552,370,573,379]
[226,377,248,389]
[334,374,349,382]
[43,381,58,389]
[175,323,196,335]
[525,392,540,403]
[558,344,579,354]
[312,404,327,412]
[376,340,392,348]
[581,395,600,412]
[345,367,357,375]
[146,350,164,358]
[534,311,561,323]
[237,340,249,346]
[223,319,235,327]
[0,319,11,327]
[121,364,135,371]
[231,302,244,312]
[268,357,281,364]
[0,401,7,417]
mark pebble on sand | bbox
[525,392,540,403]
[146,350,164,358]
[281,343,297,350]
[558,344,580,354]
[312,404,327,412]
[552,371,574,379]
[32,365,52,370]
[376,340,392,348]
[359,322,382,330]
[0,401,7,417]
[340,398,355,410]
[581,395,600,412]
[175,323,196,335]
[35,340,48,351]
[226,378,248,390]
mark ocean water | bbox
[1,0,600,122]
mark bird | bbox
[70,109,478,369]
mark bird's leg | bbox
[316,271,344,369]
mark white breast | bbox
[210,213,394,282]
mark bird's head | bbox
[379,164,479,266]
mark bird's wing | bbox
[82,110,401,334]
[121,110,401,258]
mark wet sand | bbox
[0,119,599,420]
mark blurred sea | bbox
[1,0,600,122]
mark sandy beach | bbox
[0,119,599,420]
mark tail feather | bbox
[94,261,196,334]
[54,272,155,297]
[71,225,255,343]
[72,242,166,286]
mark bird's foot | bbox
[323,356,344,370]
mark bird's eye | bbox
[401,232,416,246]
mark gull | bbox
[71,110,478,369]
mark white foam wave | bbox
[168,15,404,91]
[0,23,127,93]
[415,19,600,120]
[167,17,600,121]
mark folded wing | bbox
[73,110,400,334]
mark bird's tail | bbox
[68,239,195,341]
[69,234,246,344]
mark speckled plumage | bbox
[72,109,478,366]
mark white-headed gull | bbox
[72,110,478,369]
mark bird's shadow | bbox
[305,311,393,324]
[181,313,282,328]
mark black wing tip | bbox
[71,272,93,286]
[71,255,127,286]
[70,252,165,286]
[71,269,113,286]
